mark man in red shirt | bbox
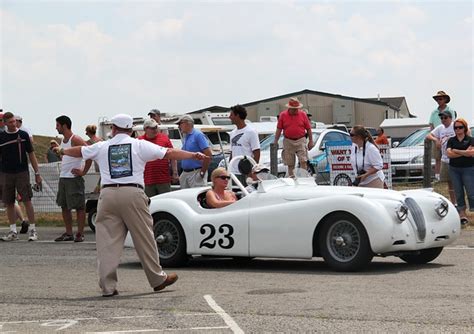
[138,119,178,196]
[273,97,314,177]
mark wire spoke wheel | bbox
[319,213,373,271]
[153,214,187,267]
[326,220,361,262]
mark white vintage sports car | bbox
[125,159,460,272]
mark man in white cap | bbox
[429,91,457,180]
[426,109,456,203]
[176,115,212,188]
[148,109,168,135]
[57,113,210,297]
[15,115,34,143]
[273,97,314,177]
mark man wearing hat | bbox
[138,118,178,196]
[273,97,314,177]
[427,109,456,204]
[176,114,212,189]
[15,115,34,144]
[148,109,168,135]
[429,91,457,179]
[57,113,210,296]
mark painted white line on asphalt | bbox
[204,295,244,334]
[85,328,229,333]
[445,246,474,250]
[110,316,153,320]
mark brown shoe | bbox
[102,289,119,297]
[153,273,178,292]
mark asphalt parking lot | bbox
[0,227,472,333]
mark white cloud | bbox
[397,5,427,24]
[134,18,184,41]
[311,4,336,16]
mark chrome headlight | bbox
[396,204,409,222]
[435,200,449,217]
[410,155,424,164]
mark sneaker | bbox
[74,232,84,243]
[54,233,73,242]
[19,221,30,234]
[28,229,38,241]
[1,231,18,241]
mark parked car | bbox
[258,129,350,183]
[390,127,434,181]
[124,158,460,272]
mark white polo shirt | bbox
[81,133,168,187]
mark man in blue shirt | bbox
[177,115,212,188]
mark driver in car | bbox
[206,168,237,208]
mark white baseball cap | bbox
[111,114,133,129]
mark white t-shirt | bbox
[431,123,455,163]
[350,142,385,186]
[229,126,260,174]
[81,133,168,186]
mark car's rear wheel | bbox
[88,208,97,233]
[153,213,188,267]
[319,213,373,271]
[399,247,443,264]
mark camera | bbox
[352,170,366,187]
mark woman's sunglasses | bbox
[217,175,231,180]
[454,126,465,130]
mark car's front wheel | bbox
[399,247,443,264]
[153,213,188,267]
[319,213,373,271]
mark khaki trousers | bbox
[96,187,167,295]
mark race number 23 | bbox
[200,224,234,249]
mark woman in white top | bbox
[206,167,237,208]
[350,125,385,188]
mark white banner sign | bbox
[326,142,392,188]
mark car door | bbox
[193,197,250,257]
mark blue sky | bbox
[1,0,472,135]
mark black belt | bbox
[285,136,305,140]
[182,168,200,172]
[102,183,144,190]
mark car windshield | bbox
[397,128,430,147]
[260,133,321,150]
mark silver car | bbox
[390,128,434,181]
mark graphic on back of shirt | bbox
[109,144,133,179]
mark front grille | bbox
[405,197,426,241]
[391,161,409,165]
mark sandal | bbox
[460,217,469,226]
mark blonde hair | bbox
[85,124,97,135]
[211,167,227,181]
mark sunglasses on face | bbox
[454,126,465,130]
[439,116,449,120]
[216,175,231,180]
[435,98,445,101]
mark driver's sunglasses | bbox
[217,175,231,180]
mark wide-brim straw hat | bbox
[432,91,450,104]
[285,97,304,109]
